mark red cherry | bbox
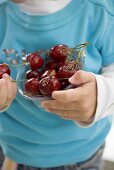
[57,61,79,79]
[26,70,41,80]
[28,53,44,70]
[59,79,70,90]
[49,44,69,62]
[25,78,40,96]
[41,69,56,79]
[46,60,65,71]
[26,53,34,63]
[46,60,58,70]
[39,76,61,96]
[0,63,11,79]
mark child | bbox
[0,0,114,170]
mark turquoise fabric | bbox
[0,0,114,168]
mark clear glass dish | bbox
[16,43,88,101]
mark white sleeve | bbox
[74,63,114,127]
[93,63,114,121]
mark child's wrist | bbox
[78,113,95,125]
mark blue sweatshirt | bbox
[0,0,114,168]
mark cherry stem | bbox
[75,50,83,63]
[58,78,69,80]
[11,79,26,82]
[12,77,69,83]
[73,42,89,50]
[68,42,89,61]
[9,62,26,67]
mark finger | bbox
[0,79,8,106]
[52,87,84,103]
[3,74,17,99]
[3,74,15,102]
[41,100,81,111]
[69,70,96,85]
[8,76,18,98]
[45,108,81,118]
[12,82,18,98]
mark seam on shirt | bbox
[98,20,114,50]
[88,0,114,17]
[0,0,8,6]
[87,1,114,51]
[102,55,114,66]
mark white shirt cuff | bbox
[74,64,114,128]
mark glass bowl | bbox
[16,43,87,101]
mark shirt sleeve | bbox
[74,63,114,128]
[74,10,114,127]
[93,64,114,121]
[98,14,114,66]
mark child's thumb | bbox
[69,70,95,85]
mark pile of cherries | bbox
[0,43,88,98]
[24,44,84,97]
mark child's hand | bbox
[0,74,17,110]
[41,70,97,123]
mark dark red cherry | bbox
[57,61,79,79]
[26,70,41,80]
[29,53,44,70]
[0,63,11,79]
[41,69,56,79]
[49,44,69,62]
[46,60,58,70]
[39,76,61,96]
[59,79,70,90]
[26,53,34,63]
[25,78,40,96]
[46,60,65,71]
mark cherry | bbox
[39,76,61,96]
[59,79,70,90]
[0,63,11,79]
[49,44,69,62]
[57,60,79,79]
[46,60,58,70]
[26,53,34,63]
[27,53,44,70]
[26,70,41,80]
[41,69,56,79]
[25,78,40,96]
[46,60,65,71]
[22,42,89,97]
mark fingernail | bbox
[39,105,44,108]
[45,108,50,112]
[52,91,57,98]
[41,102,46,107]
[69,78,72,81]
[41,103,45,107]
[2,73,9,78]
[69,77,74,83]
